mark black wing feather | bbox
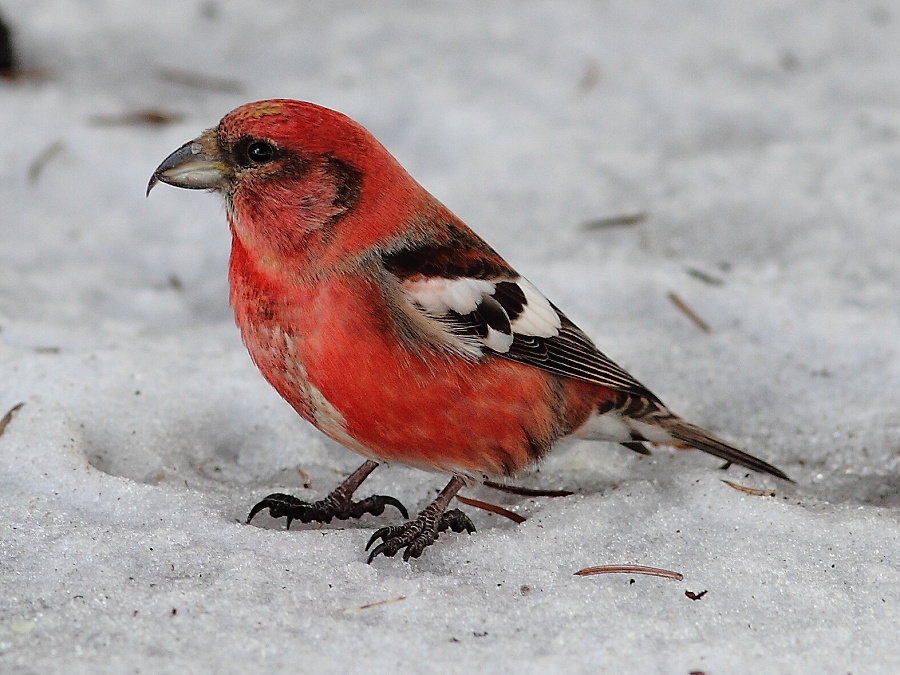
[502,309,657,399]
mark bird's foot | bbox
[366,507,475,563]
[247,491,408,529]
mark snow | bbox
[1,1,898,673]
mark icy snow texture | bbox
[1,1,898,673]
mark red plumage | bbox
[149,99,789,562]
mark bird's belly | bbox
[298,325,560,477]
[313,350,557,477]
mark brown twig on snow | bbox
[342,596,406,614]
[666,291,711,333]
[0,402,25,437]
[574,565,684,581]
[581,212,647,230]
[685,267,725,286]
[483,480,573,498]
[27,141,65,184]
[456,495,526,524]
[721,479,776,497]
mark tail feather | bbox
[661,417,791,481]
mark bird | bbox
[148,99,789,563]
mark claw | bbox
[402,536,434,561]
[247,491,407,529]
[366,525,406,562]
[366,508,475,564]
[439,509,476,534]
[366,542,391,563]
[246,501,268,525]
[246,492,300,524]
[365,526,394,551]
[377,496,409,519]
[351,495,409,520]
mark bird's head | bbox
[148,100,435,275]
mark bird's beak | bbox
[146,130,231,196]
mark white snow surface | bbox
[1,1,898,673]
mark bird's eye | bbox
[247,140,276,164]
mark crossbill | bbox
[149,100,788,562]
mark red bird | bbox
[148,100,789,562]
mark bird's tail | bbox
[659,416,791,481]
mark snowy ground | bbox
[1,1,898,673]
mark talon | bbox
[246,501,267,525]
[366,542,393,563]
[380,496,409,519]
[246,493,303,524]
[440,508,476,534]
[349,495,409,521]
[366,526,393,551]
[402,536,432,561]
[366,506,474,563]
[246,488,405,529]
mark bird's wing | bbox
[381,240,656,398]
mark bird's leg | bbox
[246,460,408,529]
[366,476,475,563]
